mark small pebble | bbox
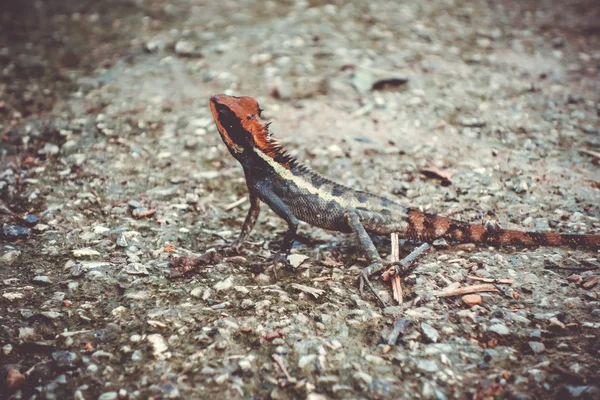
[32,275,52,285]
[488,324,510,335]
[529,342,545,354]
[1,224,30,241]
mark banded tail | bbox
[406,211,600,250]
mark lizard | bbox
[209,94,600,305]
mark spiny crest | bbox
[254,121,298,168]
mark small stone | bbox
[41,311,62,319]
[241,299,254,310]
[1,224,30,241]
[353,371,373,391]
[98,392,118,400]
[116,234,128,247]
[421,322,440,343]
[581,124,598,135]
[254,273,271,284]
[214,276,234,291]
[432,238,449,248]
[417,359,439,373]
[19,327,36,340]
[145,41,159,52]
[352,69,374,94]
[528,341,545,354]
[92,350,115,361]
[0,249,21,264]
[185,192,200,204]
[365,354,386,365]
[128,200,143,209]
[130,334,142,343]
[557,342,570,351]
[287,254,309,268]
[42,143,60,155]
[3,344,13,355]
[131,350,143,361]
[52,350,78,368]
[6,369,26,389]
[174,40,202,57]
[162,383,180,398]
[184,137,199,150]
[22,214,39,226]
[462,294,482,306]
[489,324,510,335]
[32,275,52,285]
[513,180,528,194]
[147,334,170,360]
[459,117,486,128]
[93,226,111,235]
[298,354,318,370]
[72,248,100,257]
[239,359,252,372]
[3,292,24,301]
[125,291,150,300]
[214,373,229,384]
[123,263,149,276]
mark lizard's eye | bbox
[246,116,252,120]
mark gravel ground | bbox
[1,0,599,399]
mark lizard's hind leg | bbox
[345,212,388,307]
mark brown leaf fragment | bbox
[419,167,452,186]
[6,368,26,389]
[263,330,283,341]
[132,207,156,219]
[582,277,598,290]
[168,250,220,278]
[227,256,247,264]
[371,78,408,91]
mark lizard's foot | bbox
[385,243,432,278]
[359,263,388,308]
[271,252,290,279]
[228,240,243,254]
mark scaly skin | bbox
[209,94,599,304]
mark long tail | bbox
[405,211,600,250]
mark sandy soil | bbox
[1,0,599,399]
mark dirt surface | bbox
[1,0,600,399]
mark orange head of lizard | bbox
[209,94,272,157]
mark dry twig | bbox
[272,354,297,384]
[224,196,247,211]
[467,275,514,284]
[434,283,498,297]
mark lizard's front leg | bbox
[231,191,261,252]
[254,186,298,267]
[345,211,388,307]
